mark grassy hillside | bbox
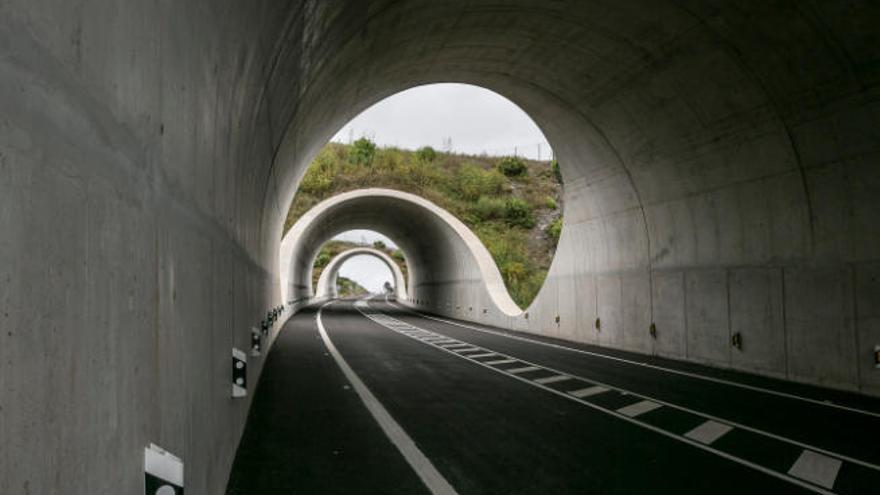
[285,140,564,308]
[336,277,369,297]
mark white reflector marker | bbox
[251,327,262,356]
[685,420,733,445]
[232,348,247,398]
[145,444,184,494]
[788,450,842,489]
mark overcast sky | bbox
[332,83,552,160]
[330,84,551,292]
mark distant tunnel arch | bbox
[280,188,521,319]
[315,247,407,300]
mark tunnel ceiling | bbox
[264,1,877,273]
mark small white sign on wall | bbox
[232,348,247,398]
[144,444,183,494]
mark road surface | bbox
[226,297,880,494]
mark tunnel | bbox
[280,188,520,317]
[314,246,408,300]
[1,1,879,493]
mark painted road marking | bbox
[617,400,662,418]
[380,302,880,478]
[788,450,843,489]
[317,303,458,495]
[568,386,609,398]
[441,343,471,349]
[507,366,542,374]
[685,420,733,445]
[533,375,572,385]
[468,353,497,359]
[484,358,517,365]
[452,347,482,353]
[359,302,871,494]
[391,302,880,420]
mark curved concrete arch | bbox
[315,247,407,300]
[280,188,522,318]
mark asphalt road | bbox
[226,297,880,494]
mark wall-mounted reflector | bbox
[251,327,261,357]
[145,443,183,494]
[232,348,247,398]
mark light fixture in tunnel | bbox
[144,444,184,495]
[232,348,247,398]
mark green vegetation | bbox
[550,159,563,184]
[336,276,368,297]
[547,216,563,242]
[285,140,563,308]
[497,156,528,177]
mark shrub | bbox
[314,249,331,268]
[547,216,563,242]
[497,156,528,177]
[349,137,377,165]
[544,196,557,209]
[550,159,563,184]
[392,249,405,262]
[373,240,387,250]
[504,198,535,228]
[416,146,437,163]
[456,163,505,201]
[472,196,507,221]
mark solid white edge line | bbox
[317,302,458,495]
[360,302,833,495]
[390,302,880,420]
[383,302,880,474]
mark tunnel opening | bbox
[335,255,394,297]
[282,83,563,311]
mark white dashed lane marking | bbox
[533,375,572,385]
[568,386,610,398]
[507,366,542,374]
[685,420,734,445]
[617,400,663,418]
[789,451,843,490]
[359,300,880,494]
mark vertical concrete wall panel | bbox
[784,267,858,390]
[685,269,730,365]
[729,267,786,377]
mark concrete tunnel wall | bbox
[314,246,408,300]
[280,188,520,317]
[1,1,879,493]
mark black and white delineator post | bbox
[144,443,184,494]
[251,326,261,357]
[232,348,247,398]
